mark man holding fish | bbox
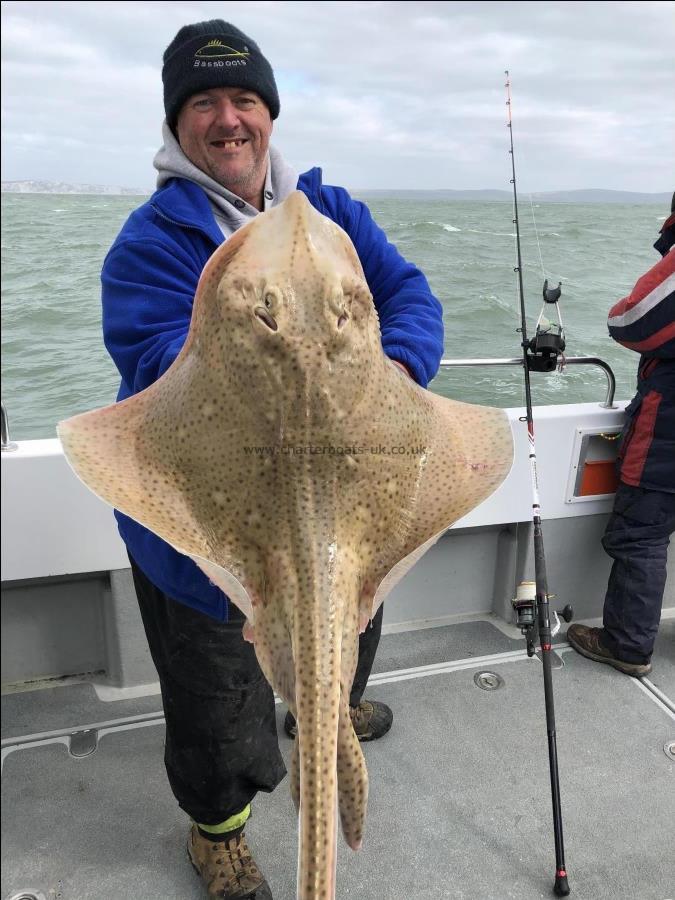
[101,19,444,899]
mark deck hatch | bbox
[6,892,46,900]
[68,728,98,758]
[473,671,504,691]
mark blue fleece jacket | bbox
[101,169,444,619]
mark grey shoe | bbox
[284,699,393,742]
[567,624,651,677]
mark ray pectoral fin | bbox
[58,400,258,626]
[370,528,447,620]
[189,555,255,623]
[57,394,206,559]
[420,396,514,526]
[368,397,514,621]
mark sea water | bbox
[0,192,664,440]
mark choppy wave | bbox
[467,228,516,237]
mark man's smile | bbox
[211,138,249,151]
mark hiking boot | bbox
[566,624,651,677]
[284,699,393,742]
[188,823,273,899]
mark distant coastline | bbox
[355,188,671,204]
[1,181,669,204]
[1,180,150,196]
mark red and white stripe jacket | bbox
[608,247,675,356]
[608,238,674,493]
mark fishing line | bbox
[528,193,547,277]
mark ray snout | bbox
[263,191,362,285]
[280,188,314,223]
[214,192,373,353]
[273,190,330,241]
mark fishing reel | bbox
[527,280,565,372]
[512,581,574,657]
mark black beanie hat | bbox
[162,20,280,127]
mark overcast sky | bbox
[2,0,674,193]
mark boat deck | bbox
[2,617,674,900]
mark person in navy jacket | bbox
[568,195,674,678]
[101,20,444,899]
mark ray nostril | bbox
[337,313,349,329]
[254,307,278,331]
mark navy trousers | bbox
[128,553,383,824]
[601,482,675,665]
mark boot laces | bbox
[212,832,261,887]
[350,701,372,729]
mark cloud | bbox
[1,0,674,190]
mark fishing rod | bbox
[504,71,571,898]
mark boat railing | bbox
[0,358,618,456]
[439,357,617,409]
[1,401,18,452]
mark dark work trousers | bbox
[601,483,675,665]
[128,554,384,825]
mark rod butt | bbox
[554,870,570,896]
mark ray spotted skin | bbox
[58,191,514,900]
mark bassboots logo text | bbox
[193,39,251,68]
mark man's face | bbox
[176,87,273,201]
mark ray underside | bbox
[57,191,514,900]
